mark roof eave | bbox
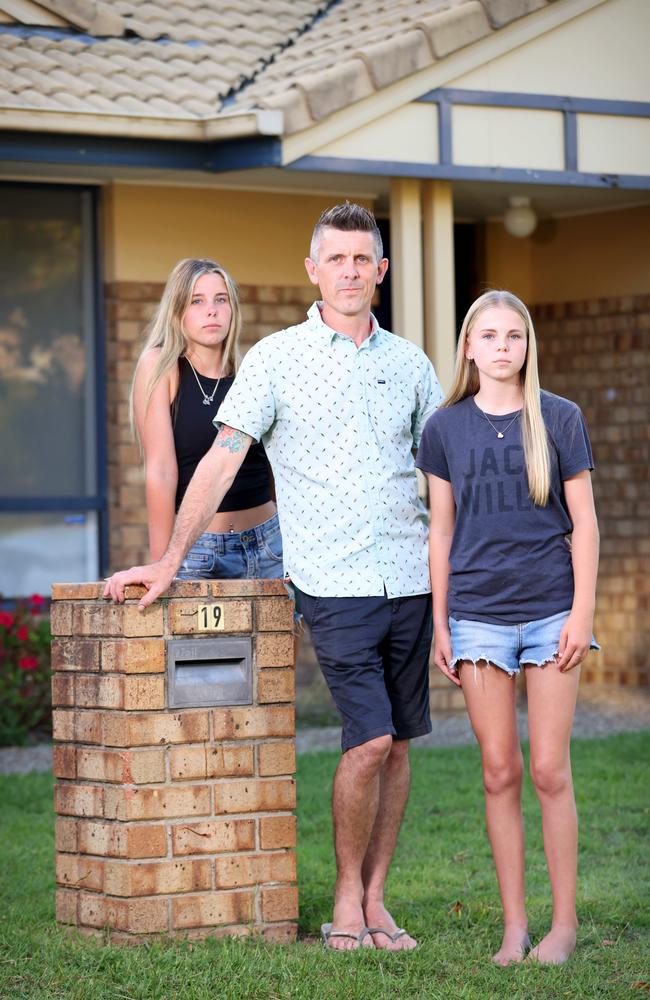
[0,107,284,142]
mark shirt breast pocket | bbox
[372,380,415,444]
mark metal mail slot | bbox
[167,637,252,708]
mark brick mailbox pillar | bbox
[50,580,297,944]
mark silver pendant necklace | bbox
[185,355,223,406]
[477,406,521,439]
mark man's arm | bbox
[412,358,444,448]
[103,426,252,609]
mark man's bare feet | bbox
[325,897,374,951]
[492,925,530,966]
[363,900,417,951]
[528,925,577,964]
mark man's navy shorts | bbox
[297,589,433,752]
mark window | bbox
[0,183,105,596]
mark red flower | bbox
[16,625,29,642]
[0,611,15,629]
[30,593,46,613]
[19,655,39,671]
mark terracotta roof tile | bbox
[46,89,91,112]
[56,37,86,54]
[105,51,148,75]
[76,69,129,94]
[356,28,434,90]
[83,92,124,112]
[299,58,375,122]
[0,47,28,68]
[261,86,315,135]
[12,46,54,70]
[417,2,491,58]
[10,87,52,108]
[0,0,554,134]
[481,0,548,28]
[47,66,93,92]
[11,64,47,90]
[185,96,217,116]
[23,34,53,51]
[148,95,188,115]
[114,94,157,114]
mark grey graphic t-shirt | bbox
[416,391,594,625]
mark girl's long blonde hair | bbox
[445,289,550,506]
[129,258,242,447]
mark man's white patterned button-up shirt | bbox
[215,302,444,598]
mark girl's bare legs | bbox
[525,662,581,964]
[459,661,530,965]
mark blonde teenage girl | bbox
[131,258,282,579]
[416,290,599,966]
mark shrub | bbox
[0,595,51,746]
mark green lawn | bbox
[0,733,648,1000]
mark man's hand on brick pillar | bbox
[103,560,176,609]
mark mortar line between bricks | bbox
[59,816,184,827]
[206,807,296,820]
[160,851,295,863]
[58,853,222,868]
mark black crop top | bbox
[173,356,272,513]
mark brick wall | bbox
[51,579,297,944]
[105,281,316,572]
[533,295,650,688]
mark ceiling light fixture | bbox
[503,196,537,238]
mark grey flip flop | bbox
[320,922,373,949]
[366,926,413,947]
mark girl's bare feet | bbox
[528,925,577,964]
[492,925,530,966]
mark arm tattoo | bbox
[216,426,248,453]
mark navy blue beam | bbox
[564,111,578,172]
[287,155,650,190]
[437,95,452,165]
[0,131,282,172]
[417,88,650,118]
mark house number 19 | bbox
[197,604,224,631]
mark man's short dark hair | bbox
[310,202,383,263]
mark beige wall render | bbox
[485,205,650,303]
[103,185,374,286]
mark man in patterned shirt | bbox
[105,203,443,951]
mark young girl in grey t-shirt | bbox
[417,289,599,967]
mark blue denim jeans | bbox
[177,513,283,580]
[449,609,600,677]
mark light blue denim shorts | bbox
[449,609,600,677]
[177,513,283,580]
